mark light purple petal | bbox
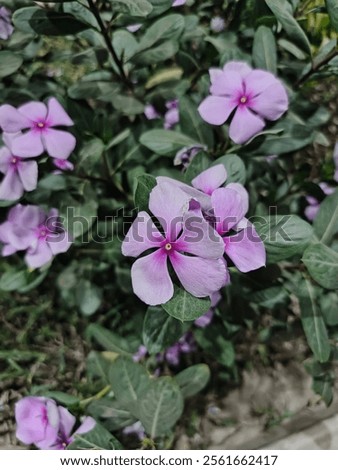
[43,129,76,159]
[229,106,265,144]
[172,0,186,6]
[2,244,18,256]
[249,82,288,121]
[0,169,23,201]
[211,187,246,235]
[0,146,11,173]
[9,204,45,228]
[0,105,31,132]
[164,108,179,129]
[0,219,34,251]
[170,252,227,297]
[122,211,164,257]
[195,309,214,327]
[192,164,227,195]
[226,182,249,214]
[210,70,244,97]
[156,176,212,212]
[144,104,160,120]
[25,240,53,268]
[224,221,266,272]
[17,160,38,192]
[175,211,224,258]
[209,68,223,84]
[47,98,74,127]
[244,69,278,96]
[73,417,96,436]
[11,131,45,157]
[149,182,190,241]
[47,230,72,255]
[305,205,319,221]
[131,250,173,305]
[58,406,76,439]
[53,158,74,171]
[223,61,252,78]
[18,101,48,123]
[198,96,237,126]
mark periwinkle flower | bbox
[0,204,72,268]
[15,396,95,450]
[164,100,179,129]
[122,182,227,306]
[126,23,142,33]
[172,0,186,6]
[0,134,38,200]
[53,158,74,172]
[0,98,76,159]
[165,332,195,365]
[174,144,207,168]
[195,291,221,327]
[123,421,146,440]
[198,61,288,144]
[0,6,13,40]
[305,183,335,221]
[144,104,160,121]
[210,16,225,33]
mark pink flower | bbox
[144,104,160,120]
[122,182,227,305]
[164,99,179,129]
[0,6,13,40]
[305,183,335,221]
[198,61,288,144]
[172,0,186,6]
[15,396,95,450]
[0,134,38,200]
[0,98,76,159]
[53,158,74,172]
[195,291,221,327]
[0,204,72,268]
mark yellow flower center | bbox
[165,243,172,251]
[240,96,248,104]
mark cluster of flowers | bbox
[122,164,266,306]
[15,396,95,449]
[0,98,75,200]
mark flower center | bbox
[11,157,18,164]
[240,96,248,104]
[165,243,172,251]
[37,121,45,129]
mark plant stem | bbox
[296,49,338,87]
[80,385,111,408]
[87,0,133,90]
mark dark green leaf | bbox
[134,39,179,64]
[76,280,102,316]
[68,422,123,450]
[140,130,196,156]
[111,95,144,115]
[194,326,235,368]
[134,174,157,212]
[313,189,338,245]
[0,270,27,292]
[179,96,213,148]
[88,398,135,431]
[143,307,188,354]
[138,377,184,438]
[213,154,246,184]
[109,0,153,17]
[326,0,338,31]
[320,292,338,326]
[162,287,211,322]
[0,52,23,78]
[302,243,338,290]
[86,325,133,356]
[253,26,277,73]
[138,14,185,50]
[44,391,79,406]
[175,364,210,398]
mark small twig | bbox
[87,0,133,90]
[296,49,338,87]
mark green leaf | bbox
[184,152,210,183]
[138,14,185,50]
[299,279,330,363]
[61,196,98,239]
[250,286,288,308]
[326,0,338,31]
[112,30,138,62]
[313,376,333,406]
[86,325,133,356]
[313,189,338,245]
[194,326,235,368]
[68,422,123,450]
[140,130,196,156]
[87,351,111,383]
[148,0,172,17]
[109,357,151,414]
[44,391,79,406]
[138,377,184,438]
[0,270,27,292]
[68,81,120,101]
[254,215,313,263]
[179,96,213,148]
[133,39,179,64]
[143,307,188,354]
[175,364,211,398]
[213,154,246,184]
[0,52,23,78]
[76,280,102,316]
[252,26,277,74]
[146,67,183,89]
[134,174,157,212]
[255,123,314,155]
[162,287,210,322]
[13,7,90,36]
[109,0,153,17]
[111,95,144,115]
[265,0,311,55]
[320,292,338,326]
[302,243,338,290]
[88,398,135,431]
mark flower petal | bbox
[43,129,76,159]
[223,61,252,77]
[175,211,224,258]
[211,187,246,234]
[209,68,223,84]
[73,417,96,436]
[0,105,31,133]
[18,101,48,123]
[0,146,11,173]
[210,70,244,97]
[122,211,164,257]
[17,160,38,192]
[47,98,74,127]
[58,406,76,439]
[192,164,227,195]
[224,221,266,272]
[47,230,72,255]
[0,169,23,201]
[11,131,45,158]
[198,96,237,126]
[229,106,265,144]
[149,182,190,241]
[25,241,53,268]
[170,252,227,297]
[131,250,173,305]
[156,176,212,212]
[226,182,249,214]
[249,82,289,121]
